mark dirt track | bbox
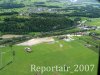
[17,37,54,46]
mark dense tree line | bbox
[0,15,75,34]
[0,12,18,16]
[0,3,25,9]
[34,5,61,8]
[30,13,65,17]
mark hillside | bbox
[0,0,99,75]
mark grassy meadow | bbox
[86,18,100,26]
[0,39,98,75]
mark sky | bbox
[70,0,77,2]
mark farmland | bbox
[86,18,100,26]
[0,0,100,75]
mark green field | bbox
[0,39,98,75]
[86,18,100,26]
[0,0,99,75]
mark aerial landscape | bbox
[0,0,100,75]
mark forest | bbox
[0,14,75,34]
